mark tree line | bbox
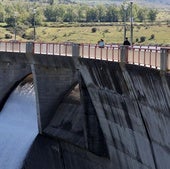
[0,1,158,27]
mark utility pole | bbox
[130,1,133,45]
[123,3,128,41]
[14,12,17,41]
[33,9,36,41]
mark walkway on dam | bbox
[0,41,169,70]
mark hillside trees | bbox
[0,2,160,27]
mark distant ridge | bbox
[69,0,170,7]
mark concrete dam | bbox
[0,43,170,169]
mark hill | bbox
[69,0,170,8]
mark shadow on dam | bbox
[21,59,170,169]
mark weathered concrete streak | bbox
[126,65,170,169]
[80,75,109,157]
[79,58,170,169]
[79,59,151,168]
[0,52,31,111]
[28,54,78,133]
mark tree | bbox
[137,8,146,22]
[148,9,157,22]
[63,6,77,22]
[86,7,98,22]
[76,4,87,22]
[96,5,106,22]
[0,4,5,22]
[44,6,56,21]
[5,16,15,27]
[105,5,119,22]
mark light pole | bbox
[33,8,36,41]
[123,3,128,41]
[14,12,17,41]
[130,1,133,45]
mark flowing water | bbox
[0,83,38,169]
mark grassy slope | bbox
[31,24,170,45]
[0,23,169,46]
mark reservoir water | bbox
[0,82,38,169]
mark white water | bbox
[0,83,38,169]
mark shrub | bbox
[22,31,33,40]
[91,27,97,33]
[103,29,109,33]
[5,34,12,39]
[140,36,146,42]
[149,34,155,40]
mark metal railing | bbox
[127,46,161,69]
[0,41,27,53]
[79,44,162,69]
[34,42,72,56]
[0,41,169,71]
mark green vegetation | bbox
[34,24,170,45]
[0,0,169,45]
[1,22,169,46]
[0,2,159,24]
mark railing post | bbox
[26,42,34,56]
[26,42,34,64]
[72,43,80,69]
[160,48,169,72]
[120,45,128,64]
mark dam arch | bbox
[0,52,31,111]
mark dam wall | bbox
[22,57,170,169]
[0,44,170,169]
[78,58,170,169]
